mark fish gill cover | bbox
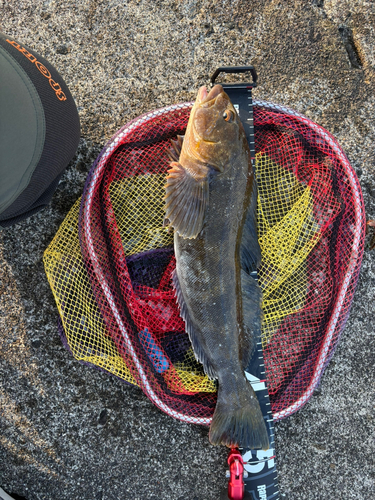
[44,101,365,423]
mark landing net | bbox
[44,101,365,423]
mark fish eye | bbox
[223,110,235,122]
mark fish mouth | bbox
[193,85,225,145]
[198,84,224,106]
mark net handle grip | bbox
[210,66,258,88]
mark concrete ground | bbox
[0,1,374,499]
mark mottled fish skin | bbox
[165,85,269,450]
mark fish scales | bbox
[165,84,269,450]
[175,154,249,368]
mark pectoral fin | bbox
[164,162,209,239]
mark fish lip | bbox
[198,86,208,102]
[198,84,224,106]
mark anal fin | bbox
[172,269,217,380]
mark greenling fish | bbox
[164,84,269,450]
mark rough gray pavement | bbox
[0,1,374,499]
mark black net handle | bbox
[210,66,258,88]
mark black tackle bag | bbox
[0,32,80,227]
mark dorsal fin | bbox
[240,269,263,370]
[164,162,209,239]
[166,135,184,162]
[241,177,262,274]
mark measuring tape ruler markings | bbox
[213,67,280,500]
[243,348,280,500]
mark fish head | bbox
[182,84,245,172]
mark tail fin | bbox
[209,378,269,450]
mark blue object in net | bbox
[138,328,170,374]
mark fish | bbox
[164,84,269,450]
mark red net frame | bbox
[78,101,365,424]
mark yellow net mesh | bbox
[256,152,320,342]
[110,173,172,256]
[44,198,137,384]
